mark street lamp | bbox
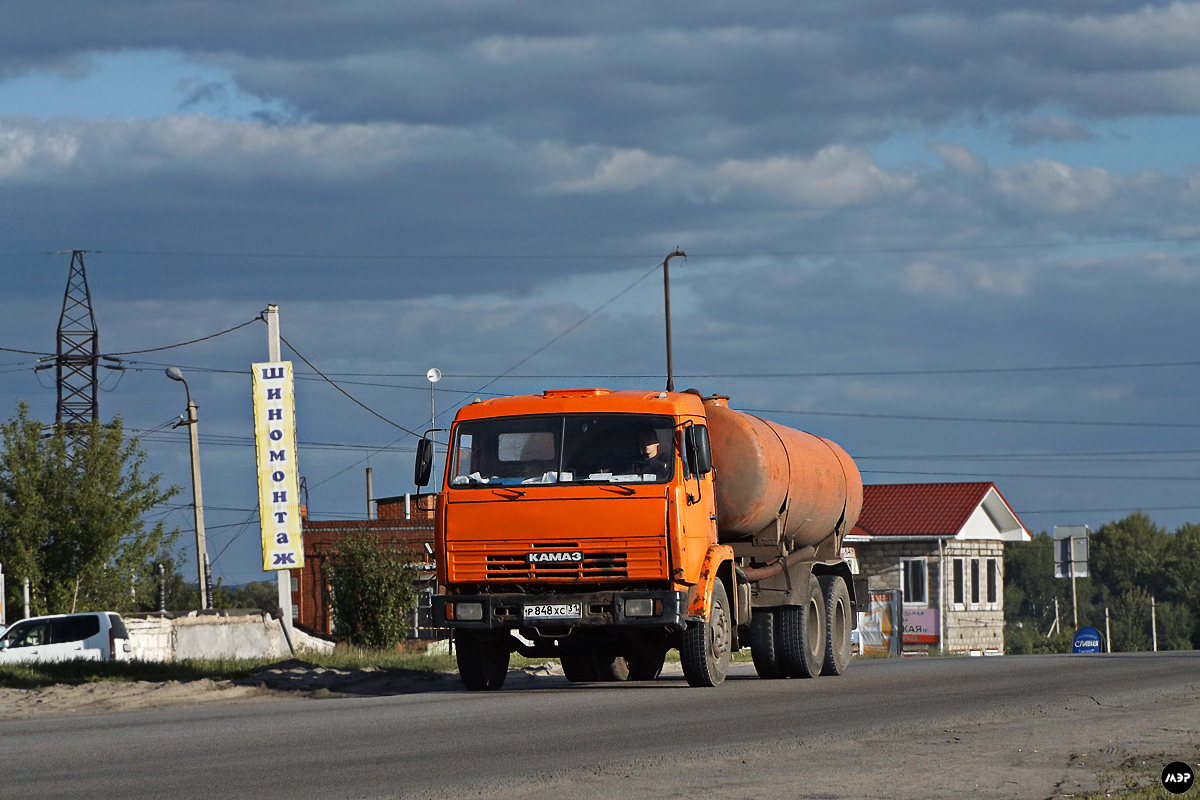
[661,250,686,392]
[426,368,441,489]
[166,367,210,610]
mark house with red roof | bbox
[843,482,1030,655]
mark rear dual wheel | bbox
[776,574,826,679]
[819,574,853,676]
[561,650,665,682]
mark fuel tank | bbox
[702,396,863,550]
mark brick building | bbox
[843,482,1029,655]
[292,494,438,636]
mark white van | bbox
[0,612,132,663]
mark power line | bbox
[298,359,1200,379]
[106,317,261,356]
[2,232,1195,262]
[744,407,1200,429]
[864,470,1200,481]
[1017,505,1200,515]
[447,260,664,415]
[277,334,424,438]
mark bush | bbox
[324,529,420,650]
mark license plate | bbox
[524,602,582,620]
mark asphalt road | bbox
[3,652,1199,800]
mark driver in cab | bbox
[627,428,671,478]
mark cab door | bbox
[672,421,718,584]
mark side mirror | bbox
[682,425,712,477]
[414,437,434,487]
[693,425,712,475]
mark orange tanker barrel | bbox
[703,397,863,549]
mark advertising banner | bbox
[903,607,940,643]
[252,361,304,571]
[860,590,902,656]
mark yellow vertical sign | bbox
[253,361,304,570]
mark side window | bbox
[901,558,927,605]
[2,621,49,648]
[52,615,101,644]
[452,433,474,483]
[952,558,965,607]
[986,559,999,606]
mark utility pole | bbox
[1151,596,1158,652]
[366,467,374,519]
[661,250,686,392]
[265,305,296,648]
[55,251,100,432]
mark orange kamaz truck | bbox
[416,387,865,690]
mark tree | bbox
[213,580,280,615]
[0,403,180,615]
[1090,513,1170,601]
[324,528,419,649]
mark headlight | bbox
[456,602,484,621]
[624,598,654,618]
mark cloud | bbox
[1008,115,1097,146]
[928,141,986,174]
[713,146,916,207]
[6,3,1200,158]
[992,160,1115,214]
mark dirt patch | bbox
[0,658,474,718]
[0,679,284,719]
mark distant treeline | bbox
[1005,512,1199,653]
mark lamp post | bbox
[166,367,210,610]
[661,250,686,392]
[426,367,441,490]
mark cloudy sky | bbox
[3,1,1200,584]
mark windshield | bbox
[450,414,675,487]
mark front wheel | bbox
[681,580,732,687]
[456,630,511,691]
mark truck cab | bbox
[428,389,728,686]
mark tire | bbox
[750,609,785,679]
[456,630,510,691]
[593,653,631,682]
[560,650,599,683]
[681,580,732,687]
[626,651,666,681]
[819,574,853,676]
[776,574,826,679]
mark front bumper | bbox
[432,590,687,631]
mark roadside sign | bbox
[1072,627,1103,653]
[1054,525,1089,579]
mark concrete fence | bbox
[125,612,335,662]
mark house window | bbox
[901,558,927,605]
[970,558,981,605]
[952,558,965,606]
[987,558,999,605]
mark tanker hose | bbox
[741,545,816,583]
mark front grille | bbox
[485,552,628,581]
